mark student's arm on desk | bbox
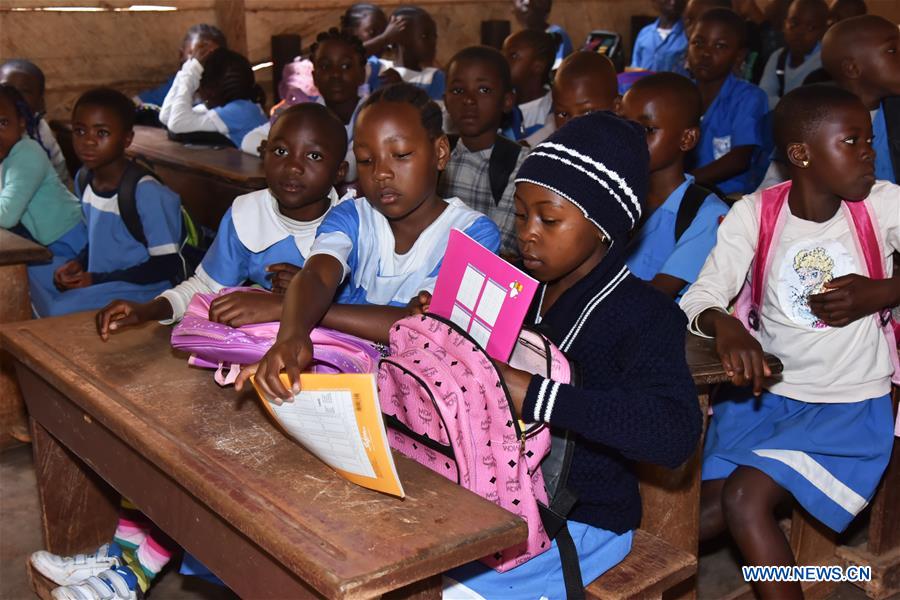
[159,58,225,135]
[690,145,755,188]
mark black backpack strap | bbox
[775,48,788,97]
[675,183,712,242]
[556,525,586,600]
[116,161,158,247]
[489,135,522,206]
[883,96,900,184]
[75,168,91,199]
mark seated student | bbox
[28,88,183,318]
[135,24,227,109]
[0,85,85,262]
[159,47,267,149]
[30,103,353,600]
[823,15,900,184]
[439,46,527,259]
[442,111,702,599]
[827,0,866,26]
[341,3,409,94]
[243,29,367,187]
[618,73,729,298]
[682,85,899,600]
[758,0,828,109]
[552,51,619,130]
[675,0,732,77]
[502,29,558,144]
[0,59,72,188]
[687,8,770,195]
[511,0,573,69]
[631,0,689,73]
[238,82,500,399]
[375,6,445,101]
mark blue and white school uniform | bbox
[511,89,553,143]
[310,196,500,306]
[759,44,823,110]
[690,74,769,195]
[136,74,176,108]
[873,104,896,184]
[625,175,728,295]
[631,18,688,73]
[159,58,267,148]
[680,181,900,532]
[547,24,574,70]
[158,187,347,322]
[377,58,446,101]
[29,174,183,318]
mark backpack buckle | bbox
[748,309,760,331]
[880,308,892,328]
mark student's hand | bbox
[208,291,283,327]
[407,290,432,316]
[189,43,217,65]
[382,14,411,43]
[493,360,532,417]
[95,298,169,341]
[378,68,403,86]
[234,332,314,403]
[711,313,771,396]
[266,263,302,295]
[54,260,84,291]
[808,274,899,328]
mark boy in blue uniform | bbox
[822,15,900,184]
[618,73,728,298]
[28,88,183,318]
[631,0,689,73]
[687,8,770,195]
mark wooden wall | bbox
[1,0,898,121]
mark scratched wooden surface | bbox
[2,314,526,599]
[0,229,51,267]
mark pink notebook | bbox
[430,229,538,361]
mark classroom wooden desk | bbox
[126,126,267,230]
[3,314,526,599]
[0,229,51,449]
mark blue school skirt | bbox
[28,275,171,318]
[702,389,894,532]
[443,522,632,599]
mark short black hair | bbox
[184,24,227,48]
[629,72,703,126]
[773,84,862,150]
[391,4,434,22]
[74,87,136,130]
[341,3,386,30]
[0,59,45,94]
[360,82,444,139]
[696,7,748,47]
[447,46,513,93]
[201,48,265,106]
[271,102,348,159]
[310,27,367,67]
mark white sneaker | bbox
[31,543,124,586]
[51,568,138,600]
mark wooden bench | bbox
[586,334,783,599]
[0,229,51,450]
[126,125,267,230]
[2,314,526,599]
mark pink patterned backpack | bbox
[171,287,382,384]
[377,313,578,574]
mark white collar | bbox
[232,187,342,253]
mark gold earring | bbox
[801,159,810,167]
[600,235,609,244]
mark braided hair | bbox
[200,48,266,108]
[0,84,46,156]
[310,28,367,67]
[359,82,443,140]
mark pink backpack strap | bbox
[748,181,792,330]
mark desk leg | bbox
[0,263,32,448]
[30,418,118,555]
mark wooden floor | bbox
[0,444,891,599]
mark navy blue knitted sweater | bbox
[522,256,702,534]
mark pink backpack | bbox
[733,181,900,434]
[170,287,382,384]
[377,313,575,573]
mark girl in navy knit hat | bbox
[444,111,702,598]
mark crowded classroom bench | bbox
[2,312,783,599]
[0,228,50,449]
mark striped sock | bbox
[123,534,173,592]
[113,499,152,551]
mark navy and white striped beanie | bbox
[515,110,649,248]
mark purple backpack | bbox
[377,313,576,573]
[171,287,382,384]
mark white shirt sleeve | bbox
[157,264,227,324]
[158,58,226,135]
[679,196,758,335]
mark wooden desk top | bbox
[2,315,526,598]
[127,126,266,187]
[686,333,782,386]
[0,229,52,266]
